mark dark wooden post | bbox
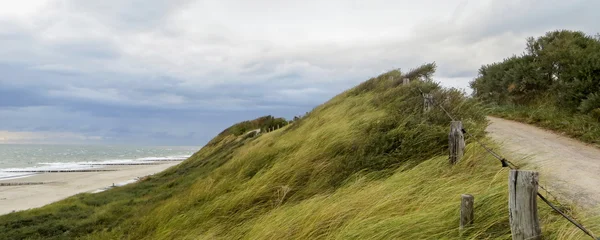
[449,121,465,164]
[460,194,474,229]
[509,170,541,240]
[423,93,434,112]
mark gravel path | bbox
[487,116,600,209]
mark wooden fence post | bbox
[509,170,541,240]
[403,78,410,85]
[423,93,434,112]
[460,194,474,229]
[449,121,465,164]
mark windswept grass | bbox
[242,145,600,240]
[1,65,597,239]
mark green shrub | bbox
[579,93,600,114]
[471,30,600,112]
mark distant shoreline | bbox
[0,162,179,215]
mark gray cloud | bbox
[67,0,193,30]
[0,0,598,145]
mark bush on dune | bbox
[470,30,600,145]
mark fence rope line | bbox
[538,193,598,240]
[414,87,519,169]
[538,183,562,203]
[413,85,597,239]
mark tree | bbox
[471,30,600,114]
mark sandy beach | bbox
[0,162,179,215]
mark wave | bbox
[0,155,190,180]
[37,155,190,165]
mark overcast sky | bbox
[0,0,598,145]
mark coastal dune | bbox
[0,162,179,215]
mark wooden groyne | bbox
[3,169,117,173]
[0,182,55,186]
[138,159,185,162]
[80,163,162,166]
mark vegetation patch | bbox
[488,103,600,146]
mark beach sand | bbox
[0,162,179,215]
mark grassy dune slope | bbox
[1,66,596,239]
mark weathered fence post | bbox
[509,170,541,240]
[449,121,465,164]
[423,93,434,112]
[403,78,410,85]
[460,194,474,229]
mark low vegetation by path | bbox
[488,103,600,147]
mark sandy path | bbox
[0,162,178,215]
[487,116,600,209]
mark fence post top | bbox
[510,169,538,174]
[450,121,463,128]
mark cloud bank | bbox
[0,0,598,145]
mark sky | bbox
[0,0,598,145]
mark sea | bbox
[0,144,199,180]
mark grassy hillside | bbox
[1,65,597,239]
[471,30,600,145]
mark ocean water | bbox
[0,144,199,180]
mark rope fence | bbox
[413,85,597,240]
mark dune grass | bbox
[241,145,600,240]
[0,67,597,239]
